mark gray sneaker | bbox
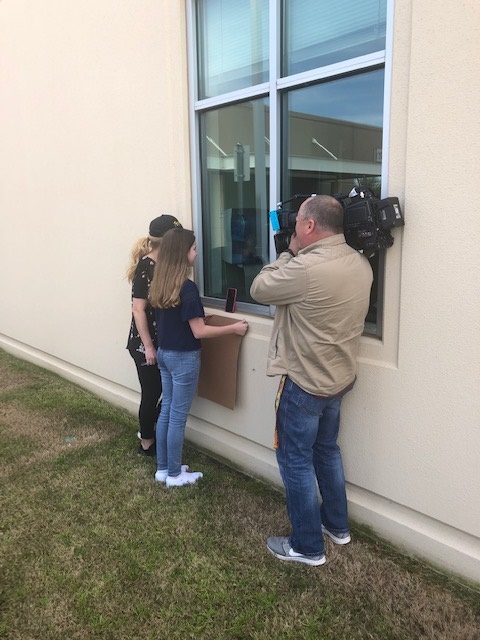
[322,526,351,545]
[266,536,326,566]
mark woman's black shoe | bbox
[138,443,156,457]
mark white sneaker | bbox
[166,470,203,487]
[155,465,189,483]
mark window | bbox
[199,100,270,303]
[283,0,387,75]
[189,0,389,333]
[196,0,269,99]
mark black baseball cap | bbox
[149,215,182,238]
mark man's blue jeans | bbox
[276,376,349,556]
[156,349,201,477]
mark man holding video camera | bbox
[250,195,373,566]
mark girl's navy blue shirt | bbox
[155,279,205,351]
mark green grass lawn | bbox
[0,349,479,640]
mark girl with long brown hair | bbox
[150,228,248,486]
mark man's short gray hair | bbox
[301,195,344,233]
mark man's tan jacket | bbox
[250,234,373,396]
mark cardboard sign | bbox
[197,315,244,409]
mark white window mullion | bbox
[268,0,280,266]
[187,0,205,291]
[380,0,395,197]
[194,83,270,113]
[276,51,386,92]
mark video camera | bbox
[269,186,404,254]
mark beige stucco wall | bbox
[1,1,479,583]
[0,0,192,396]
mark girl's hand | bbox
[144,344,157,366]
[232,320,249,336]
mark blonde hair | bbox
[126,236,161,283]
[149,229,195,309]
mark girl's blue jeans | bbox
[156,348,201,477]
[276,376,349,556]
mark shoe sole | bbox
[166,479,200,487]
[266,544,326,566]
[166,473,202,488]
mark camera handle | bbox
[276,194,316,210]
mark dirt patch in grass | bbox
[0,403,113,481]
[0,364,38,393]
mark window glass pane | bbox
[196,0,269,99]
[283,0,387,75]
[192,1,387,332]
[283,68,384,325]
[200,99,270,303]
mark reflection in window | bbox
[283,69,385,327]
[200,100,270,303]
[196,0,269,99]
[283,69,384,197]
[283,0,387,76]
[192,0,388,333]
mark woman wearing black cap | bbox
[126,215,182,456]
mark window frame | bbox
[186,0,395,336]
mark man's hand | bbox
[288,232,301,256]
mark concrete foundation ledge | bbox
[186,414,281,487]
[347,484,480,586]
[0,336,139,415]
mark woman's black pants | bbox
[129,351,162,440]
